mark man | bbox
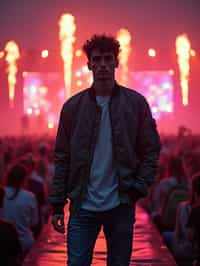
[49,34,161,266]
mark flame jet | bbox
[5,41,20,107]
[116,29,132,86]
[59,14,76,99]
[176,34,191,106]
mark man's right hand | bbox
[51,214,65,234]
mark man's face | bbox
[88,49,118,81]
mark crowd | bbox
[143,127,200,266]
[0,135,54,265]
[0,127,200,266]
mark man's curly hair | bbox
[83,34,120,60]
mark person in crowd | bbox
[143,147,170,213]
[162,171,200,261]
[151,155,187,220]
[35,158,51,223]
[0,163,38,255]
[0,185,23,265]
[182,151,200,190]
[20,154,48,237]
[187,172,200,266]
[37,142,55,194]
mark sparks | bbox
[176,34,191,106]
[116,28,132,86]
[59,13,76,99]
[4,41,20,107]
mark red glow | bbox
[75,49,82,57]
[0,51,4,59]
[22,71,28,77]
[35,109,40,116]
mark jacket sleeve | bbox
[133,96,161,200]
[48,103,71,214]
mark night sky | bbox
[0,0,199,51]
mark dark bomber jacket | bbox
[49,82,161,215]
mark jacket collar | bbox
[88,81,120,101]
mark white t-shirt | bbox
[81,96,120,211]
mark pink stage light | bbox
[168,69,174,75]
[35,109,40,116]
[22,71,28,77]
[41,50,49,58]
[23,72,65,128]
[130,71,173,119]
[27,107,33,115]
[30,85,37,94]
[148,49,156,57]
[75,70,82,77]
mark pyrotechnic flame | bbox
[59,14,76,98]
[116,28,132,86]
[176,34,191,106]
[4,41,20,107]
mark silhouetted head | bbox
[6,163,28,189]
[182,152,200,178]
[168,155,185,183]
[19,153,35,175]
[5,163,28,200]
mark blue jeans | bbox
[67,203,136,266]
